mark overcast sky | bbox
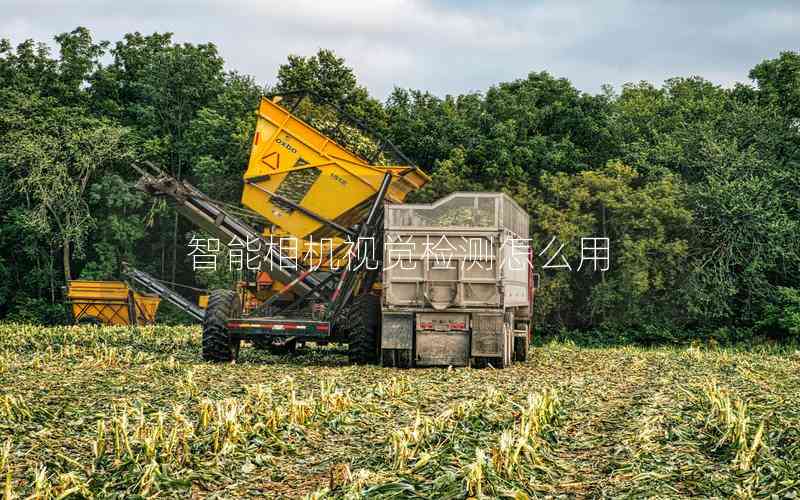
[3,1,798,99]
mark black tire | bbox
[514,336,529,362]
[381,348,413,368]
[348,294,381,364]
[202,289,241,362]
[260,338,298,355]
[77,316,102,327]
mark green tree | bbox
[749,51,800,119]
[92,32,227,286]
[529,161,692,334]
[1,98,130,283]
[386,71,617,191]
[685,137,800,325]
[186,72,263,202]
[0,29,132,321]
[81,173,146,279]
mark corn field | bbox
[0,324,798,498]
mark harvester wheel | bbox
[202,290,241,362]
[77,316,102,327]
[348,294,380,364]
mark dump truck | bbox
[136,92,533,366]
[381,192,532,367]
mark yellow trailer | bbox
[65,280,160,326]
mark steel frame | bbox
[123,264,205,322]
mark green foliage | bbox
[749,51,800,119]
[684,139,800,323]
[4,296,67,325]
[1,28,799,343]
[81,173,146,279]
[756,287,800,338]
[187,72,261,202]
[529,161,692,332]
[276,49,360,104]
[386,71,616,186]
[0,28,261,322]
[407,148,483,203]
[3,103,131,254]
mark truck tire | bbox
[513,336,529,362]
[202,290,241,362]
[348,294,380,364]
[513,321,530,362]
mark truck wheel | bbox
[348,294,380,364]
[202,290,241,362]
[513,336,529,362]
[513,321,530,362]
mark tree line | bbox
[1,27,798,341]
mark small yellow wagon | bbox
[65,280,161,326]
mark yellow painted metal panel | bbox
[133,293,160,324]
[241,97,430,239]
[66,280,129,300]
[66,280,160,326]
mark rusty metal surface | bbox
[471,313,504,357]
[383,193,530,311]
[381,312,414,349]
[415,330,470,366]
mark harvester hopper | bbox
[241,96,429,239]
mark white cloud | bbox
[1,0,797,98]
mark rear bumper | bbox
[226,318,330,339]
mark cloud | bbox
[1,0,797,98]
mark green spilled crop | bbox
[0,324,798,498]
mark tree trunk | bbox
[63,238,72,284]
[49,252,55,304]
